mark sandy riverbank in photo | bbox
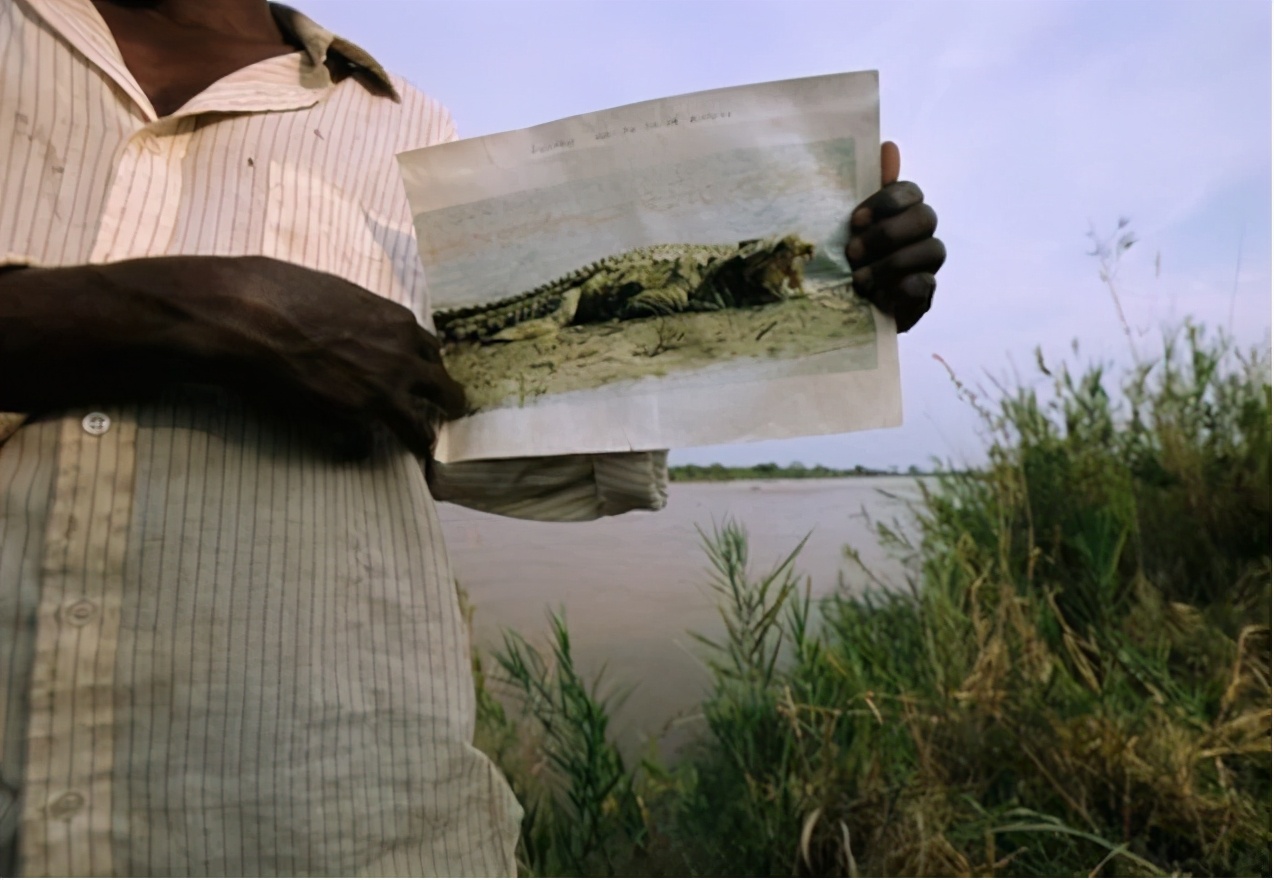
[442,287,874,413]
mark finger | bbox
[852,238,947,309]
[856,271,937,334]
[894,273,937,333]
[380,364,466,455]
[852,237,946,292]
[881,141,900,187]
[379,395,438,458]
[846,202,938,268]
[850,181,925,230]
[411,324,447,365]
[410,365,468,419]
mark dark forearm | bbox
[0,256,254,412]
[1,254,464,459]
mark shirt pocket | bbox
[262,160,390,293]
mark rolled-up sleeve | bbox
[430,449,669,521]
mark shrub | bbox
[475,321,1271,876]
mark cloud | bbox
[294,0,1270,468]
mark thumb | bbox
[881,141,901,186]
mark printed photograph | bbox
[399,73,896,461]
[417,137,878,414]
[433,234,874,412]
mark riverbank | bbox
[667,462,960,481]
[465,323,1272,878]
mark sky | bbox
[293,0,1272,470]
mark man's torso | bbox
[0,1,521,875]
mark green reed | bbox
[475,317,1271,877]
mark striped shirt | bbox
[0,0,668,875]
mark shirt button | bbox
[81,412,111,435]
[49,791,85,820]
[63,599,98,626]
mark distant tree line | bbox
[667,462,940,481]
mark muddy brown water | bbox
[439,476,929,758]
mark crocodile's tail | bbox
[433,260,602,343]
[432,246,719,343]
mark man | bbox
[0,0,945,875]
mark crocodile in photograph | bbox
[434,234,817,345]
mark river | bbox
[439,476,929,756]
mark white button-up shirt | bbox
[0,0,667,874]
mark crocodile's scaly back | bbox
[435,235,816,344]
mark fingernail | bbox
[851,207,871,228]
[846,238,864,263]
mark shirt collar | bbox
[270,4,401,103]
[19,0,401,120]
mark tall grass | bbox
[475,320,1271,877]
[470,610,647,877]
